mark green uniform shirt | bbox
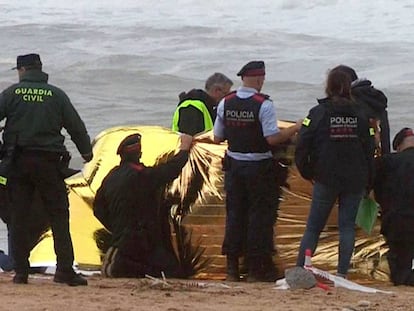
[0,70,92,155]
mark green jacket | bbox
[0,70,92,155]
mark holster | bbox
[58,151,80,179]
[0,146,17,187]
[273,157,291,189]
[222,152,231,171]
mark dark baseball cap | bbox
[392,127,414,150]
[237,61,265,77]
[12,53,42,70]
[116,133,142,155]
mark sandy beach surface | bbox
[0,144,407,311]
[0,271,413,311]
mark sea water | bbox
[0,0,413,251]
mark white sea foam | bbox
[0,0,413,252]
[0,0,411,148]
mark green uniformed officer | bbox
[0,53,93,286]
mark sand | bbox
[1,271,413,311]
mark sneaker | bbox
[54,270,88,286]
[13,273,28,284]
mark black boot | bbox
[247,256,278,282]
[387,252,402,285]
[406,272,414,286]
[226,256,240,282]
[13,266,29,284]
[246,256,263,282]
[261,255,278,282]
[240,256,249,276]
[13,273,28,284]
[54,270,88,286]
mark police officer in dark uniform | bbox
[295,66,375,278]
[213,61,301,282]
[336,65,390,154]
[374,128,414,286]
[93,133,193,278]
[0,53,93,285]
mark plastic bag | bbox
[355,197,379,235]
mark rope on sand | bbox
[144,274,232,289]
[281,187,312,202]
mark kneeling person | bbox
[93,133,193,278]
[374,128,414,286]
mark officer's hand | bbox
[82,152,93,163]
[295,119,303,132]
[179,134,193,151]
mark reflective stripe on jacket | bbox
[172,99,213,132]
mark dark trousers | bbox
[9,153,74,274]
[101,246,152,278]
[386,236,414,285]
[382,214,414,285]
[102,242,180,278]
[222,158,278,259]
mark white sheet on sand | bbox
[274,266,393,294]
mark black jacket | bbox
[93,150,189,250]
[352,79,390,154]
[175,89,216,135]
[374,147,414,237]
[295,97,375,193]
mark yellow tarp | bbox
[30,126,181,269]
[29,123,390,281]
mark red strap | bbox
[224,91,237,101]
[252,93,266,103]
[121,143,141,153]
[405,129,414,138]
[242,68,265,77]
[129,163,144,171]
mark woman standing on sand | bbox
[294,66,376,278]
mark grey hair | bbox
[205,72,233,91]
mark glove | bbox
[81,152,93,163]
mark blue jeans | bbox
[0,250,14,272]
[0,225,14,272]
[296,182,364,275]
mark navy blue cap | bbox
[237,61,265,77]
[12,53,42,70]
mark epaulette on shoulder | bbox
[252,93,270,103]
[224,90,237,100]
